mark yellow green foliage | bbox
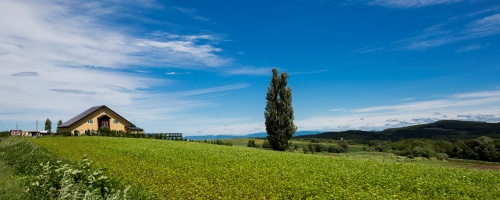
[28,137,500,199]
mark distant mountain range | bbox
[184,131,320,140]
[296,120,500,141]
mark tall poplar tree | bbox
[45,118,52,134]
[265,68,297,151]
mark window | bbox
[101,121,108,127]
[113,119,118,124]
[87,119,93,123]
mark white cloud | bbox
[165,71,192,75]
[370,0,463,9]
[0,1,229,70]
[225,67,272,76]
[401,98,414,101]
[294,90,500,132]
[0,0,241,133]
[457,114,500,122]
[136,39,230,67]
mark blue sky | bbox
[1,0,500,136]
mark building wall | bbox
[60,107,134,135]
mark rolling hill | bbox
[296,120,500,141]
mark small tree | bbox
[264,68,297,151]
[45,118,52,134]
[338,140,349,153]
[247,140,259,148]
[56,120,62,134]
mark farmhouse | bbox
[58,105,143,135]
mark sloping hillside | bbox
[23,136,500,199]
[297,120,500,141]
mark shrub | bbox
[288,141,298,151]
[99,127,111,137]
[310,138,322,143]
[27,155,124,199]
[247,140,259,148]
[302,146,309,154]
[436,153,449,161]
[327,146,343,153]
[0,131,10,137]
[262,140,272,149]
[338,140,349,153]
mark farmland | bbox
[23,136,500,199]
[222,138,366,152]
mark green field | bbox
[26,136,500,199]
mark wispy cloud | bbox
[355,7,500,52]
[465,13,500,37]
[169,84,249,97]
[50,89,100,95]
[353,90,500,113]
[397,13,500,50]
[225,67,272,76]
[456,44,489,52]
[11,72,39,77]
[173,6,210,21]
[369,0,463,9]
[452,90,500,98]
[401,98,414,101]
[137,39,230,67]
[165,71,192,75]
[352,45,384,54]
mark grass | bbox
[0,159,26,200]
[25,136,500,199]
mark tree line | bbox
[363,136,500,162]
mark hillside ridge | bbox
[296,120,500,141]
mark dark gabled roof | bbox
[58,105,136,128]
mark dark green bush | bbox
[247,140,259,148]
[0,131,10,137]
[262,140,272,149]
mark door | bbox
[98,115,110,128]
